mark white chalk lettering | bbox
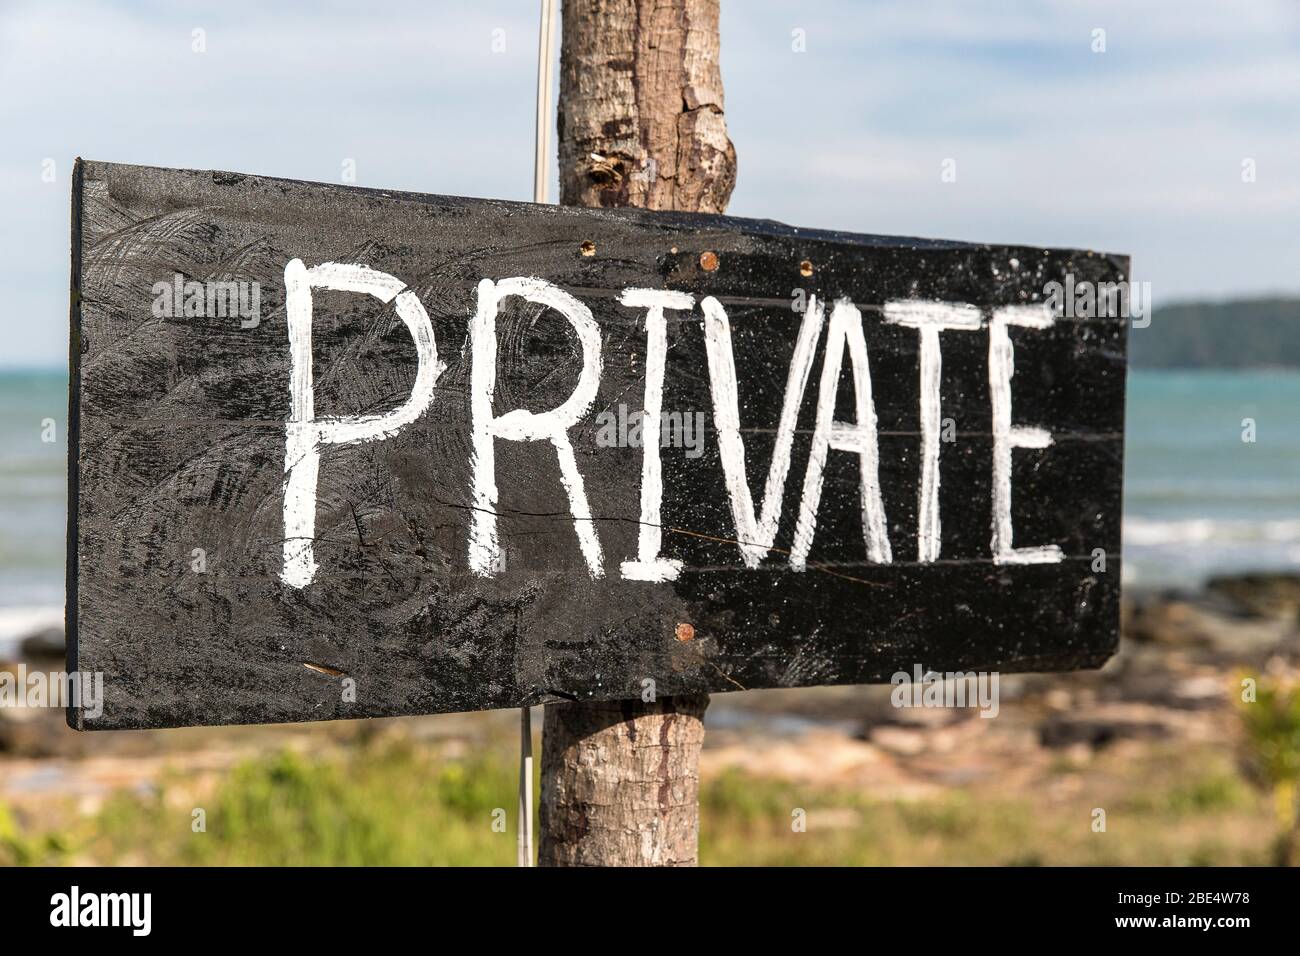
[883,301,981,562]
[272,260,1065,582]
[281,260,443,588]
[618,288,695,582]
[702,293,825,567]
[989,304,1064,565]
[469,277,605,578]
[791,298,891,570]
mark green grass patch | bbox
[0,736,1279,866]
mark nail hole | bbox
[699,251,719,272]
[675,622,695,642]
[800,259,814,277]
[579,240,597,257]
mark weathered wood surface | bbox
[68,158,1128,730]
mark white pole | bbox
[517,702,534,867]
[518,0,556,869]
[533,0,558,206]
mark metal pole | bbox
[518,0,556,868]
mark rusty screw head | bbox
[800,259,814,277]
[675,622,695,642]
[699,251,719,272]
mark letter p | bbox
[281,260,444,588]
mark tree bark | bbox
[556,0,736,213]
[539,0,735,867]
[539,695,710,866]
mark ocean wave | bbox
[0,605,64,640]
[1125,480,1300,503]
[1125,516,1300,547]
[0,604,64,659]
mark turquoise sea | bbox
[0,368,1297,645]
[1123,369,1300,588]
[0,370,65,609]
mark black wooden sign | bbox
[68,159,1127,730]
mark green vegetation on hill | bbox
[1133,297,1300,368]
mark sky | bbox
[1,0,1297,367]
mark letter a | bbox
[791,299,891,570]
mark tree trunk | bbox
[538,0,736,867]
[539,695,710,866]
[556,0,736,213]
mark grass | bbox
[80,743,520,867]
[1236,676,1300,864]
[0,734,1280,866]
[0,801,69,866]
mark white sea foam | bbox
[1124,516,1300,589]
[0,605,64,658]
[1125,516,1300,547]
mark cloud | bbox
[1,0,1297,365]
[718,0,1300,304]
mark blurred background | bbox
[1,0,1299,865]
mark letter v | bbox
[702,295,825,567]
